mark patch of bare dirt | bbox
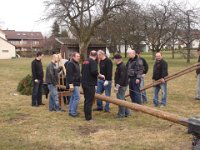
[4,113,29,124]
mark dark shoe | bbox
[32,104,39,107]
[104,110,110,113]
[69,113,77,117]
[93,108,103,111]
[194,97,200,100]
[39,103,45,105]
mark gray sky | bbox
[0,0,200,36]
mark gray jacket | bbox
[126,56,144,79]
[45,62,58,86]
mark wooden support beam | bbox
[93,93,188,127]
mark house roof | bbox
[0,36,15,47]
[56,37,106,47]
[2,30,43,40]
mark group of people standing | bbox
[31,49,169,121]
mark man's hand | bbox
[104,80,109,86]
[161,78,165,83]
[98,74,105,80]
[69,84,74,92]
[114,84,120,93]
[34,79,39,83]
[136,79,140,84]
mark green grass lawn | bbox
[0,52,199,150]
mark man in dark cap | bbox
[114,54,130,118]
[31,51,44,107]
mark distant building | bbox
[0,30,16,59]
[56,37,106,59]
[3,30,43,51]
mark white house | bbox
[0,30,16,59]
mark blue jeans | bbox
[129,78,142,104]
[48,84,60,111]
[32,80,42,106]
[69,86,80,116]
[116,86,130,117]
[140,76,148,103]
[153,83,167,106]
[96,80,112,111]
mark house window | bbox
[2,50,9,53]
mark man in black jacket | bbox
[114,54,130,118]
[94,50,113,112]
[31,51,44,107]
[82,51,103,121]
[66,52,81,117]
[152,52,168,107]
[195,49,200,100]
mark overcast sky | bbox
[0,0,200,37]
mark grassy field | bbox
[0,52,199,150]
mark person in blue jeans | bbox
[66,52,81,117]
[195,49,200,100]
[31,51,44,107]
[126,49,144,104]
[152,52,168,107]
[45,54,60,111]
[114,54,130,118]
[136,50,149,103]
[94,50,113,112]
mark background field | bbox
[0,52,199,150]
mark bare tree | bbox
[44,0,126,59]
[142,0,179,58]
[175,2,200,63]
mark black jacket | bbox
[114,62,128,87]
[45,62,58,86]
[99,57,113,81]
[82,58,98,86]
[140,57,149,74]
[196,56,200,75]
[126,56,144,79]
[66,59,81,86]
[31,59,44,81]
[152,59,168,80]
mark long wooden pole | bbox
[94,93,188,127]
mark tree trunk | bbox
[79,40,90,61]
[125,39,127,58]
[172,39,175,59]
[187,48,191,63]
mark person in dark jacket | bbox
[152,52,168,107]
[82,51,104,121]
[45,54,60,111]
[93,50,113,112]
[31,51,44,107]
[114,54,130,118]
[195,49,200,100]
[66,52,81,117]
[126,49,144,104]
[136,50,149,103]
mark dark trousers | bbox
[129,78,141,104]
[32,80,42,106]
[82,84,95,121]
